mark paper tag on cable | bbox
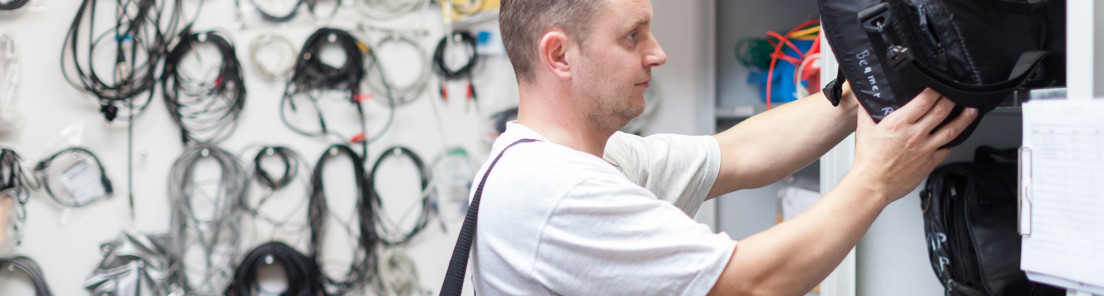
[60,159,107,204]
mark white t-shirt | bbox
[470,122,737,295]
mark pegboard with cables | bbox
[0,0,701,295]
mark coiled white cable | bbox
[363,32,431,107]
[250,33,297,81]
[0,35,19,133]
[378,249,428,296]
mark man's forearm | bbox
[709,173,888,295]
[710,90,858,196]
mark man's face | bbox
[572,0,666,132]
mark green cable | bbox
[734,37,774,70]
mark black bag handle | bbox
[440,139,538,296]
[888,47,1063,112]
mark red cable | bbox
[764,20,820,110]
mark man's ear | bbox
[539,31,573,81]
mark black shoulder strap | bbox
[440,138,538,296]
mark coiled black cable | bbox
[433,31,479,104]
[287,28,364,109]
[32,147,114,208]
[244,146,309,233]
[0,0,30,11]
[251,0,303,23]
[226,241,323,296]
[433,31,478,80]
[0,148,36,246]
[60,0,184,122]
[162,28,247,145]
[308,144,376,295]
[252,146,300,192]
[0,256,53,296]
[61,0,187,219]
[370,146,434,246]
[281,28,376,157]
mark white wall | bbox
[649,0,717,226]
[0,0,714,295]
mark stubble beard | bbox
[583,84,645,134]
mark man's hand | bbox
[849,88,978,205]
[709,88,979,296]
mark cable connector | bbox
[350,132,366,143]
[100,104,119,122]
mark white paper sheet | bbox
[1020,99,1104,293]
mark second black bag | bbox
[920,147,1064,296]
[819,0,1066,147]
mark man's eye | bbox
[627,32,638,42]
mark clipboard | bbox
[1019,98,1104,294]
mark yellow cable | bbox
[791,26,820,38]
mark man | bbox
[468,0,977,295]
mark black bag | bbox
[819,0,1066,147]
[919,147,1063,296]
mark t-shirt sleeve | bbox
[603,132,721,216]
[530,177,736,296]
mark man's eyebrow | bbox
[624,18,649,30]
